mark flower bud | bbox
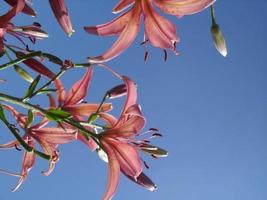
[14,65,34,83]
[107,84,127,99]
[211,23,227,57]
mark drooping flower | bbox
[97,74,166,200]
[0,104,77,191]
[48,0,74,36]
[85,0,215,63]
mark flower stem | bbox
[210,4,217,26]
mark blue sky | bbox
[0,1,267,200]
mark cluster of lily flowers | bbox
[0,0,225,199]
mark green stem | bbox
[0,92,100,146]
[0,51,42,70]
[210,4,217,26]
[74,63,92,68]
[27,69,66,100]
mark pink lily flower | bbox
[85,0,215,63]
[48,0,74,36]
[51,68,112,150]
[98,74,161,200]
[0,104,77,191]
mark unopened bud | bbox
[140,144,168,158]
[14,65,34,83]
[211,23,227,57]
[107,84,127,99]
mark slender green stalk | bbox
[210,5,217,25]
[0,51,42,70]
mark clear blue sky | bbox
[0,1,267,200]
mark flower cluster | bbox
[0,0,224,199]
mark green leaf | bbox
[45,108,71,122]
[36,88,57,95]
[42,53,63,66]
[24,74,41,99]
[0,104,7,121]
[25,109,34,128]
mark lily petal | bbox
[4,0,36,16]
[48,0,74,36]
[12,139,35,192]
[154,0,215,18]
[107,138,142,178]
[32,127,77,144]
[0,0,25,27]
[102,140,120,200]
[63,68,93,106]
[112,0,135,14]
[143,0,179,50]
[84,9,132,36]
[63,103,112,116]
[124,172,157,191]
[88,5,142,63]
[0,140,19,149]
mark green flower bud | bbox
[211,23,228,57]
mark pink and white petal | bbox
[84,9,132,36]
[154,0,215,17]
[33,127,77,144]
[143,1,179,49]
[99,113,117,128]
[63,68,93,106]
[88,5,142,64]
[12,140,36,192]
[124,172,157,191]
[108,139,142,178]
[63,103,112,116]
[0,0,25,26]
[112,0,135,14]
[101,141,120,200]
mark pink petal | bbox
[2,104,26,128]
[32,127,77,144]
[154,0,215,17]
[48,0,74,36]
[124,172,157,191]
[101,140,120,200]
[0,140,19,149]
[63,68,93,106]
[108,104,145,138]
[107,138,142,178]
[112,0,135,14]
[0,0,25,27]
[98,113,117,128]
[36,139,58,176]
[77,133,98,151]
[88,5,142,63]
[47,94,56,108]
[54,79,66,106]
[63,103,112,116]
[143,0,179,50]
[114,76,137,125]
[84,9,132,36]
[4,0,36,16]
[13,140,36,192]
